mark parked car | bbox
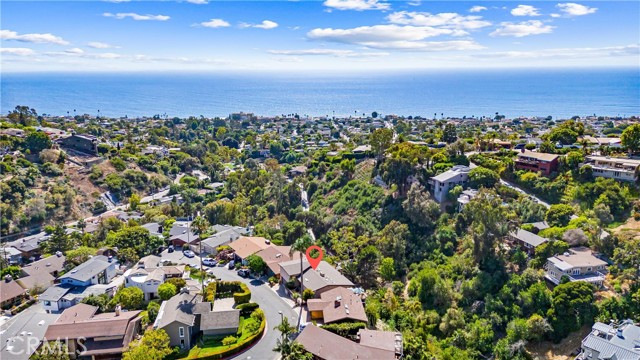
[183,249,195,258]
[203,258,217,267]
[168,245,175,253]
[227,260,235,269]
[237,269,250,278]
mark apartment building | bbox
[582,156,640,182]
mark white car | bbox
[203,258,217,267]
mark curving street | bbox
[205,265,298,360]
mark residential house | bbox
[153,291,203,349]
[254,245,299,277]
[429,165,471,203]
[168,221,199,247]
[58,255,117,287]
[39,283,118,313]
[18,252,66,292]
[141,222,163,237]
[0,277,28,309]
[545,247,607,287]
[514,150,559,176]
[456,189,478,212]
[582,156,640,182]
[0,247,22,265]
[578,320,640,360]
[199,225,250,255]
[279,258,354,297]
[5,232,48,261]
[289,165,308,177]
[0,312,60,360]
[296,324,397,360]
[58,133,99,155]
[357,329,404,359]
[123,255,185,301]
[307,287,367,324]
[229,236,272,263]
[198,304,241,337]
[43,303,142,360]
[509,228,548,255]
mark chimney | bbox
[616,328,624,338]
[115,304,121,316]
[108,256,113,263]
[334,296,342,308]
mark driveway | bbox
[205,266,298,360]
[158,248,202,268]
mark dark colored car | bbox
[228,260,235,269]
[237,269,250,278]
[168,245,175,253]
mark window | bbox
[44,301,51,306]
[179,327,185,337]
[180,339,185,347]
[572,269,580,275]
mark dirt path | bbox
[528,325,590,360]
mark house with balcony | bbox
[58,255,117,287]
[429,165,471,203]
[577,320,640,360]
[582,156,640,182]
[545,247,607,287]
[515,150,559,176]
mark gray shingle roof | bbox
[200,310,240,331]
[59,256,112,283]
[511,228,548,247]
[154,292,202,328]
[38,285,71,302]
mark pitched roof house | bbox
[229,236,272,260]
[0,277,28,309]
[578,320,640,360]
[296,325,396,360]
[307,287,367,324]
[43,303,142,359]
[279,258,354,297]
[545,247,608,287]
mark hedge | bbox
[233,283,251,304]
[182,315,265,360]
[321,321,367,338]
[236,302,259,316]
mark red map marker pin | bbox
[305,245,323,270]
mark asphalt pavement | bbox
[205,266,298,360]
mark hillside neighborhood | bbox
[1,107,640,360]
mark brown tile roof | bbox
[311,287,367,324]
[229,236,271,259]
[255,246,300,275]
[296,325,395,360]
[0,280,27,302]
[45,304,140,340]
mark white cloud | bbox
[323,0,390,11]
[490,20,554,37]
[239,20,279,30]
[387,11,491,30]
[469,6,487,13]
[476,44,639,59]
[186,0,209,4]
[268,48,389,57]
[556,3,597,16]
[87,42,117,49]
[307,25,484,51]
[103,0,130,3]
[550,13,562,18]
[408,0,421,6]
[511,5,541,16]
[65,48,85,54]
[103,12,170,21]
[0,29,69,45]
[200,19,231,28]
[0,47,36,56]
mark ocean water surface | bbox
[1,68,639,119]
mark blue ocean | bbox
[2,68,639,119]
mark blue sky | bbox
[1,0,638,72]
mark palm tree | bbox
[273,317,311,360]
[191,215,210,295]
[289,235,313,315]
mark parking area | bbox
[158,246,202,267]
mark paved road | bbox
[206,266,298,360]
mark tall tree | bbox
[370,128,394,160]
[442,123,458,143]
[621,123,640,154]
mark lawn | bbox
[179,315,265,359]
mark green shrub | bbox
[321,322,367,338]
[233,283,251,304]
[236,302,259,316]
